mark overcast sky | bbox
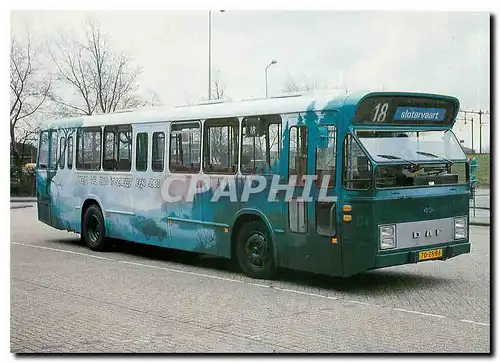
[11,10,490,150]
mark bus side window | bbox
[102,125,131,171]
[240,115,282,175]
[103,128,117,171]
[76,127,102,171]
[136,132,148,172]
[38,131,49,170]
[170,122,201,173]
[315,125,336,187]
[289,126,308,185]
[67,136,73,169]
[152,132,165,172]
[38,131,49,169]
[203,118,239,174]
[49,131,58,170]
[118,129,132,171]
[342,134,371,190]
[59,136,66,169]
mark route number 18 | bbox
[373,102,389,122]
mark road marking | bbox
[118,260,246,284]
[11,241,490,328]
[11,242,114,261]
[393,308,446,319]
[460,319,489,326]
[271,287,338,300]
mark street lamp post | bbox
[265,60,277,98]
[208,10,211,100]
[208,10,225,101]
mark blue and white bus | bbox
[36,91,471,279]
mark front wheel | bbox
[236,221,276,279]
[82,205,108,251]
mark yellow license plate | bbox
[418,248,443,261]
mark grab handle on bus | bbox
[329,203,336,234]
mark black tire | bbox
[82,204,108,251]
[236,220,276,279]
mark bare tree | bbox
[211,69,227,101]
[282,76,322,93]
[145,89,163,107]
[49,18,143,116]
[10,32,51,170]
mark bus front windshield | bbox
[355,130,469,189]
[356,130,466,163]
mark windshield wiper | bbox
[416,151,453,165]
[376,154,420,169]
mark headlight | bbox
[454,216,468,239]
[379,224,396,249]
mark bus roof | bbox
[40,90,459,130]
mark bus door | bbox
[283,119,340,275]
[36,130,56,225]
[131,123,169,245]
[309,123,343,276]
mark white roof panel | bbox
[40,91,353,130]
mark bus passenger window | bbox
[102,125,131,171]
[289,126,308,185]
[38,131,49,170]
[49,131,58,170]
[343,134,371,190]
[59,137,66,169]
[67,136,73,169]
[170,122,201,173]
[315,125,336,187]
[203,118,239,174]
[152,132,165,172]
[241,115,282,174]
[136,133,148,172]
[118,130,131,171]
[76,127,102,171]
[103,130,116,170]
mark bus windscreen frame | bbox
[353,96,457,126]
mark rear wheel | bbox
[236,220,276,279]
[82,204,108,251]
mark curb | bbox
[10,205,33,210]
[470,222,490,227]
[10,198,36,203]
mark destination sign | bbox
[353,96,457,125]
[393,107,446,121]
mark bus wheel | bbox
[236,221,276,279]
[82,205,107,251]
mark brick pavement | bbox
[10,206,490,353]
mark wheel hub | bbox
[87,215,100,244]
[245,232,267,268]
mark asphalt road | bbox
[10,204,490,353]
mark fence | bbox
[469,188,490,225]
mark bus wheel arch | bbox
[231,213,277,279]
[81,199,108,251]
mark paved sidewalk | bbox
[470,208,490,226]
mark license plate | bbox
[418,248,443,261]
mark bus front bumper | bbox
[374,242,470,269]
